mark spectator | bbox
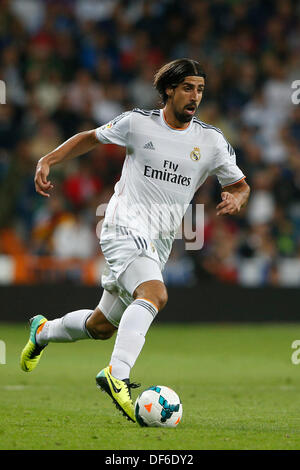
[66,69,103,114]
[63,159,103,209]
[52,210,97,259]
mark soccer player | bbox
[20,59,250,422]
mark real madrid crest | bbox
[190,147,201,161]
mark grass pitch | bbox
[0,322,300,450]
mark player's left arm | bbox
[216,178,250,216]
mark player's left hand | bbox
[216,191,240,216]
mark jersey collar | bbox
[160,109,192,133]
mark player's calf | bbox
[86,307,117,340]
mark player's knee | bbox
[155,287,168,311]
[134,281,168,312]
[146,292,168,312]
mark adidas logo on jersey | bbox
[143,141,155,150]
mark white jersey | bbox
[95,108,245,264]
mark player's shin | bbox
[109,299,158,380]
[36,309,94,345]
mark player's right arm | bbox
[35,130,99,197]
[35,111,131,197]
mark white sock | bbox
[36,309,93,346]
[110,299,158,380]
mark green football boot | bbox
[96,366,140,422]
[20,315,48,372]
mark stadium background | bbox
[0,0,300,321]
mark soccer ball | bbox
[134,385,182,427]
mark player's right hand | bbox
[34,158,54,197]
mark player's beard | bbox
[174,105,197,124]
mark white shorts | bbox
[98,224,164,326]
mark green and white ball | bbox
[135,385,182,428]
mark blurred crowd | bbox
[0,0,300,286]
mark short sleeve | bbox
[95,111,131,147]
[210,132,245,188]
